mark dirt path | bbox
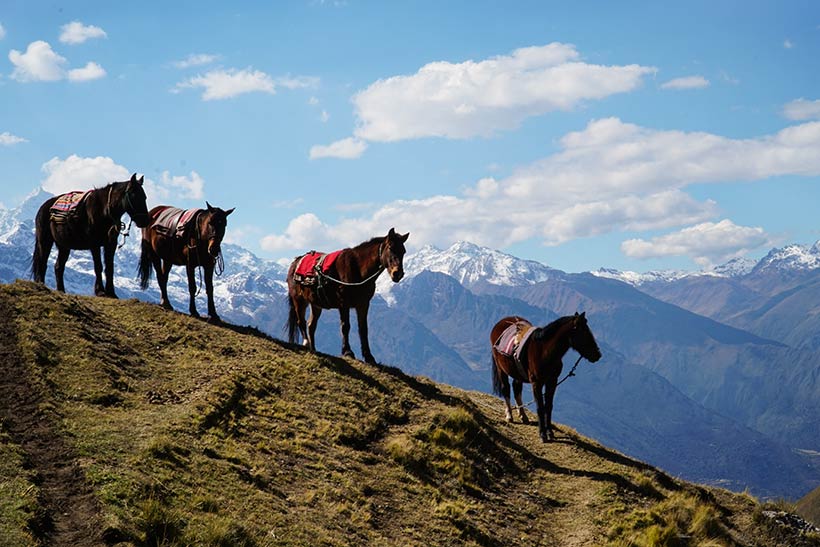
[0,292,105,546]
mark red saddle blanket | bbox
[295,250,344,278]
[50,190,93,214]
[151,206,201,238]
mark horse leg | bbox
[339,307,355,358]
[32,222,54,283]
[513,380,529,424]
[499,372,514,422]
[204,263,220,323]
[157,259,174,310]
[543,380,558,441]
[186,263,200,318]
[306,304,322,352]
[102,242,118,298]
[90,246,105,296]
[292,297,308,345]
[355,301,376,364]
[54,246,70,293]
[532,381,549,443]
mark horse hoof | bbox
[505,415,514,423]
[520,414,530,424]
[342,350,355,359]
[191,312,201,319]
[363,354,377,365]
[207,316,221,325]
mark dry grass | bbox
[0,280,816,546]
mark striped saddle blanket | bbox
[49,190,93,222]
[293,250,343,285]
[151,206,201,238]
[494,320,537,373]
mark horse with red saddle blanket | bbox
[286,228,409,364]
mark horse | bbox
[137,202,234,322]
[286,228,409,364]
[490,312,601,442]
[31,173,150,297]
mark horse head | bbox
[124,173,151,228]
[201,201,235,258]
[570,312,602,363]
[381,227,410,282]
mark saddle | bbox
[494,320,537,380]
[49,190,93,223]
[151,206,201,240]
[292,250,343,286]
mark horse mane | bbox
[533,315,574,341]
[350,236,383,251]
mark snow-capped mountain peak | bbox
[753,243,820,274]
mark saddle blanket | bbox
[294,250,343,280]
[494,320,537,366]
[50,190,93,214]
[151,206,201,238]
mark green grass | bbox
[0,280,815,547]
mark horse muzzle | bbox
[390,269,404,283]
[588,348,602,363]
[207,240,221,257]
[131,213,151,229]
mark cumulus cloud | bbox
[348,43,655,143]
[309,137,367,160]
[59,21,107,44]
[67,61,106,81]
[783,98,820,121]
[0,22,6,40]
[172,53,220,69]
[621,220,772,267]
[264,118,820,256]
[9,41,67,82]
[660,75,709,90]
[173,68,317,100]
[9,40,105,82]
[40,155,208,204]
[0,132,27,146]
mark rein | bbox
[556,354,584,387]
[316,242,385,287]
[187,211,225,297]
[105,185,133,249]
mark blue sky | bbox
[2,1,819,273]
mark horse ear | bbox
[225,208,235,216]
[206,201,214,211]
[138,175,144,185]
[130,173,137,183]
[580,311,586,318]
[574,311,579,317]
[388,227,396,237]
[400,231,409,243]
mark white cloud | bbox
[0,132,27,146]
[159,170,205,200]
[309,137,367,160]
[784,39,795,49]
[41,155,131,195]
[0,22,6,40]
[59,21,107,44]
[173,69,317,100]
[67,61,106,81]
[264,118,820,255]
[349,43,655,143]
[9,40,105,82]
[320,110,330,123]
[308,96,319,105]
[783,98,820,121]
[9,41,67,82]
[660,75,709,90]
[621,220,772,267]
[172,53,220,69]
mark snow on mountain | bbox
[753,242,820,274]
[591,268,693,286]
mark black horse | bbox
[491,313,602,442]
[31,174,150,297]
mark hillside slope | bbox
[0,281,817,547]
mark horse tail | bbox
[137,237,153,290]
[286,294,299,344]
[30,201,54,282]
[491,354,505,396]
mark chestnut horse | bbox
[491,313,601,442]
[31,174,150,297]
[286,228,409,364]
[137,202,234,322]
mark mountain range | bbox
[1,188,819,499]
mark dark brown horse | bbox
[137,202,234,322]
[491,313,601,442]
[31,174,150,297]
[286,228,409,364]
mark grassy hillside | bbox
[0,280,817,547]
[798,485,820,528]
